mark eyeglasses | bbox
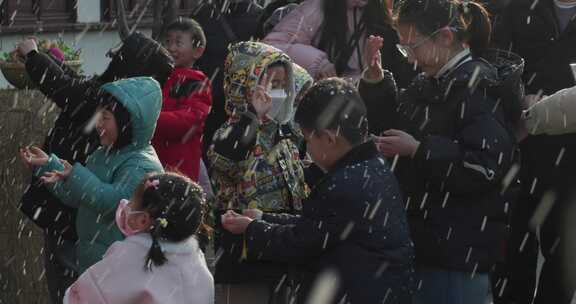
[396,27,446,58]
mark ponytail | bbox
[136,173,209,271]
[459,0,491,56]
[145,217,168,271]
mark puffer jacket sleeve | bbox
[524,85,576,135]
[155,74,213,142]
[358,70,399,135]
[263,0,330,78]
[245,206,346,263]
[411,92,515,195]
[25,51,100,122]
[45,157,159,213]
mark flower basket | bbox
[0,60,83,89]
[1,38,82,89]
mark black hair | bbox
[98,92,133,151]
[134,172,209,270]
[395,0,492,56]
[164,17,207,49]
[318,0,393,75]
[295,78,368,145]
[99,32,174,86]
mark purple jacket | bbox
[263,0,365,80]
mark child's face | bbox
[264,65,288,90]
[123,197,152,233]
[303,129,335,172]
[163,30,204,68]
[96,109,118,147]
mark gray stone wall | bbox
[0,89,59,304]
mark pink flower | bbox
[48,47,65,62]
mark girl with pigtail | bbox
[63,172,214,304]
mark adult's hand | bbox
[374,129,420,157]
[363,35,384,81]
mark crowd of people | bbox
[11,0,576,303]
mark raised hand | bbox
[364,35,384,81]
[250,73,273,120]
[19,146,49,168]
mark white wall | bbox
[77,0,101,23]
[0,29,153,89]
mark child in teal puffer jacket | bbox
[20,77,165,273]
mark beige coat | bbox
[524,85,576,135]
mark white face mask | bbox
[267,89,292,124]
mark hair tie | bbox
[145,179,160,190]
[158,217,169,228]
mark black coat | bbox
[493,0,576,257]
[19,51,102,240]
[192,1,263,153]
[360,56,518,273]
[246,142,415,304]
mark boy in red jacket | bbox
[153,18,212,181]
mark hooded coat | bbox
[208,41,309,283]
[19,32,174,241]
[35,77,165,273]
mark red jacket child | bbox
[152,67,212,180]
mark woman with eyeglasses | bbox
[359,0,524,303]
[262,0,415,87]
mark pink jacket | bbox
[263,0,365,80]
[64,234,214,304]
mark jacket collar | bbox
[328,141,380,174]
[435,48,472,79]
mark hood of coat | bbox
[101,77,162,150]
[223,41,296,122]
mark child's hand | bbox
[19,146,49,168]
[40,160,72,184]
[374,129,420,158]
[364,35,384,81]
[222,212,253,235]
[242,208,263,220]
[17,38,39,58]
[250,74,273,120]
